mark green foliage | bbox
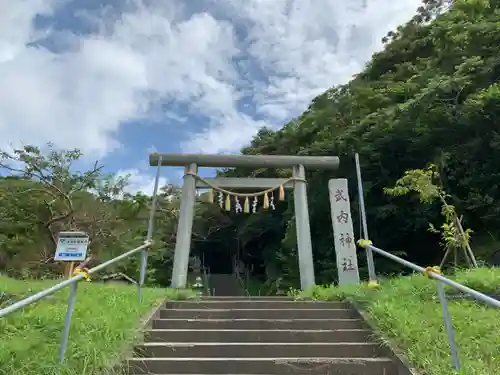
[385,164,475,266]
[383,164,442,204]
[0,143,179,282]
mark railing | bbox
[0,241,153,362]
[357,239,500,372]
[353,153,500,372]
[0,156,165,364]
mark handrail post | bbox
[58,281,79,363]
[139,156,163,302]
[354,153,377,282]
[436,281,461,371]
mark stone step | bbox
[200,296,292,301]
[159,308,357,320]
[166,301,348,309]
[134,342,381,358]
[127,357,398,374]
[144,329,373,343]
[152,318,366,330]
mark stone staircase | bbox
[127,297,408,375]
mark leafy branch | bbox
[384,164,477,268]
[0,144,104,244]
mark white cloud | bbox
[117,168,168,196]
[183,113,268,154]
[230,0,423,121]
[0,0,422,158]
[0,0,241,157]
[0,0,54,62]
[185,0,422,151]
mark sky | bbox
[0,0,422,195]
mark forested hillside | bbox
[1,0,499,290]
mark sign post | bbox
[328,179,360,285]
[54,231,90,263]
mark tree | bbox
[0,144,103,244]
[0,143,133,277]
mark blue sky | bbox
[0,0,421,194]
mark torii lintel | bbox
[149,153,340,170]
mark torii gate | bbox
[149,153,340,290]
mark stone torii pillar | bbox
[149,153,340,290]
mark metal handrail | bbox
[358,240,500,372]
[364,242,500,308]
[353,153,500,372]
[0,240,153,363]
[0,156,165,365]
[0,241,151,318]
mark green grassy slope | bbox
[0,277,192,375]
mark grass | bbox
[0,276,194,375]
[294,267,500,375]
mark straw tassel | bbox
[263,192,269,209]
[225,194,231,211]
[207,189,214,203]
[244,197,250,213]
[278,184,285,201]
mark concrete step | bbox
[134,342,381,358]
[144,329,373,343]
[200,296,292,300]
[151,318,366,330]
[166,301,348,309]
[159,308,357,320]
[127,357,398,374]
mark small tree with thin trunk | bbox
[0,144,104,244]
[384,164,478,268]
[0,143,132,276]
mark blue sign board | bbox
[54,232,89,262]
